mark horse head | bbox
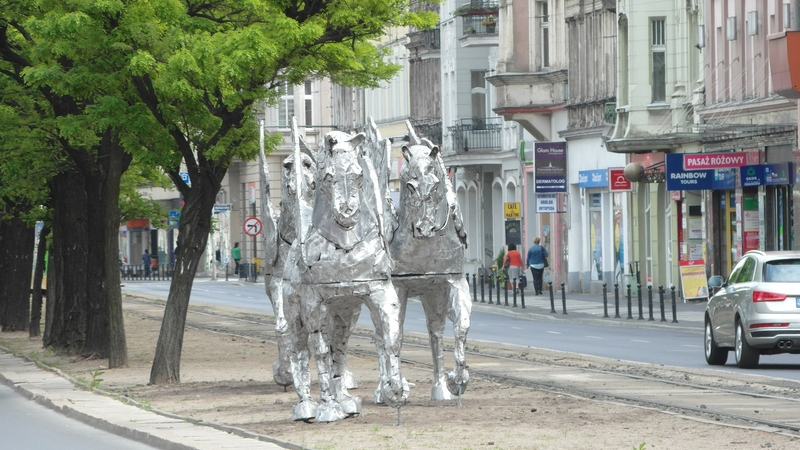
[317,131,367,230]
[279,149,316,243]
[400,143,449,238]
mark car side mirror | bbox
[707,276,724,296]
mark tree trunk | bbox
[30,224,50,337]
[0,206,35,331]
[149,175,219,384]
[44,168,89,353]
[83,132,130,367]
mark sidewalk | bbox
[0,280,709,450]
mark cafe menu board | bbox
[679,260,709,300]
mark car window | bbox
[736,257,756,283]
[727,258,746,285]
[764,259,800,282]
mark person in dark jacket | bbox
[526,237,548,295]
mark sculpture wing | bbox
[259,121,280,271]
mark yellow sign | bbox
[504,202,521,219]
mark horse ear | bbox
[429,145,440,160]
[349,132,367,148]
[402,146,412,163]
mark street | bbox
[123,279,800,381]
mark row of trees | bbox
[0,0,435,384]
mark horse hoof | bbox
[446,370,470,396]
[316,400,346,423]
[272,361,293,387]
[380,378,410,407]
[337,395,362,415]
[292,399,319,421]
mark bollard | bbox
[549,282,556,313]
[488,274,494,305]
[472,273,478,303]
[225,263,229,281]
[626,284,633,319]
[614,283,621,318]
[496,276,501,305]
[647,285,655,321]
[637,284,644,320]
[561,282,567,315]
[520,280,526,309]
[602,283,609,318]
[504,278,509,306]
[512,277,518,308]
[671,285,679,323]
[480,273,485,303]
[659,285,667,322]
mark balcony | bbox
[406,28,440,60]
[454,1,499,44]
[462,15,497,36]
[448,117,503,153]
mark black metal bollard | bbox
[614,283,621,318]
[602,283,609,318]
[488,274,494,305]
[480,273,486,303]
[647,285,655,321]
[671,285,679,323]
[520,281,526,309]
[659,285,667,322]
[504,278,509,306]
[626,284,633,319]
[549,282,556,313]
[561,282,567,315]
[472,273,478,302]
[225,263,229,281]
[637,284,644,320]
[512,277,518,308]
[496,276,501,305]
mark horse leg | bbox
[446,276,472,396]
[330,303,362,416]
[284,283,317,421]
[419,287,451,400]
[305,290,345,422]
[374,282,409,404]
[332,303,361,391]
[269,277,293,387]
[366,280,408,408]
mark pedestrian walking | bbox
[232,242,242,276]
[502,243,524,291]
[526,237,549,295]
[142,249,152,278]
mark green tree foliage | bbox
[2,0,437,382]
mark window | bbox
[736,257,756,283]
[538,2,550,68]
[470,70,486,120]
[650,18,666,103]
[277,81,294,128]
[304,80,313,126]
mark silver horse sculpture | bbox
[259,122,318,393]
[292,124,408,422]
[368,121,471,401]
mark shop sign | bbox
[504,220,521,245]
[682,153,747,170]
[666,154,714,191]
[534,142,567,193]
[536,194,557,213]
[740,165,763,187]
[764,162,793,185]
[608,168,632,191]
[578,169,607,188]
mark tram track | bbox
[124,295,800,439]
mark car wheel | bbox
[704,320,728,365]
[735,321,759,369]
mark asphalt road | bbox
[0,384,161,450]
[123,279,800,380]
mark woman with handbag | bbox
[526,237,549,295]
[502,243,524,292]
